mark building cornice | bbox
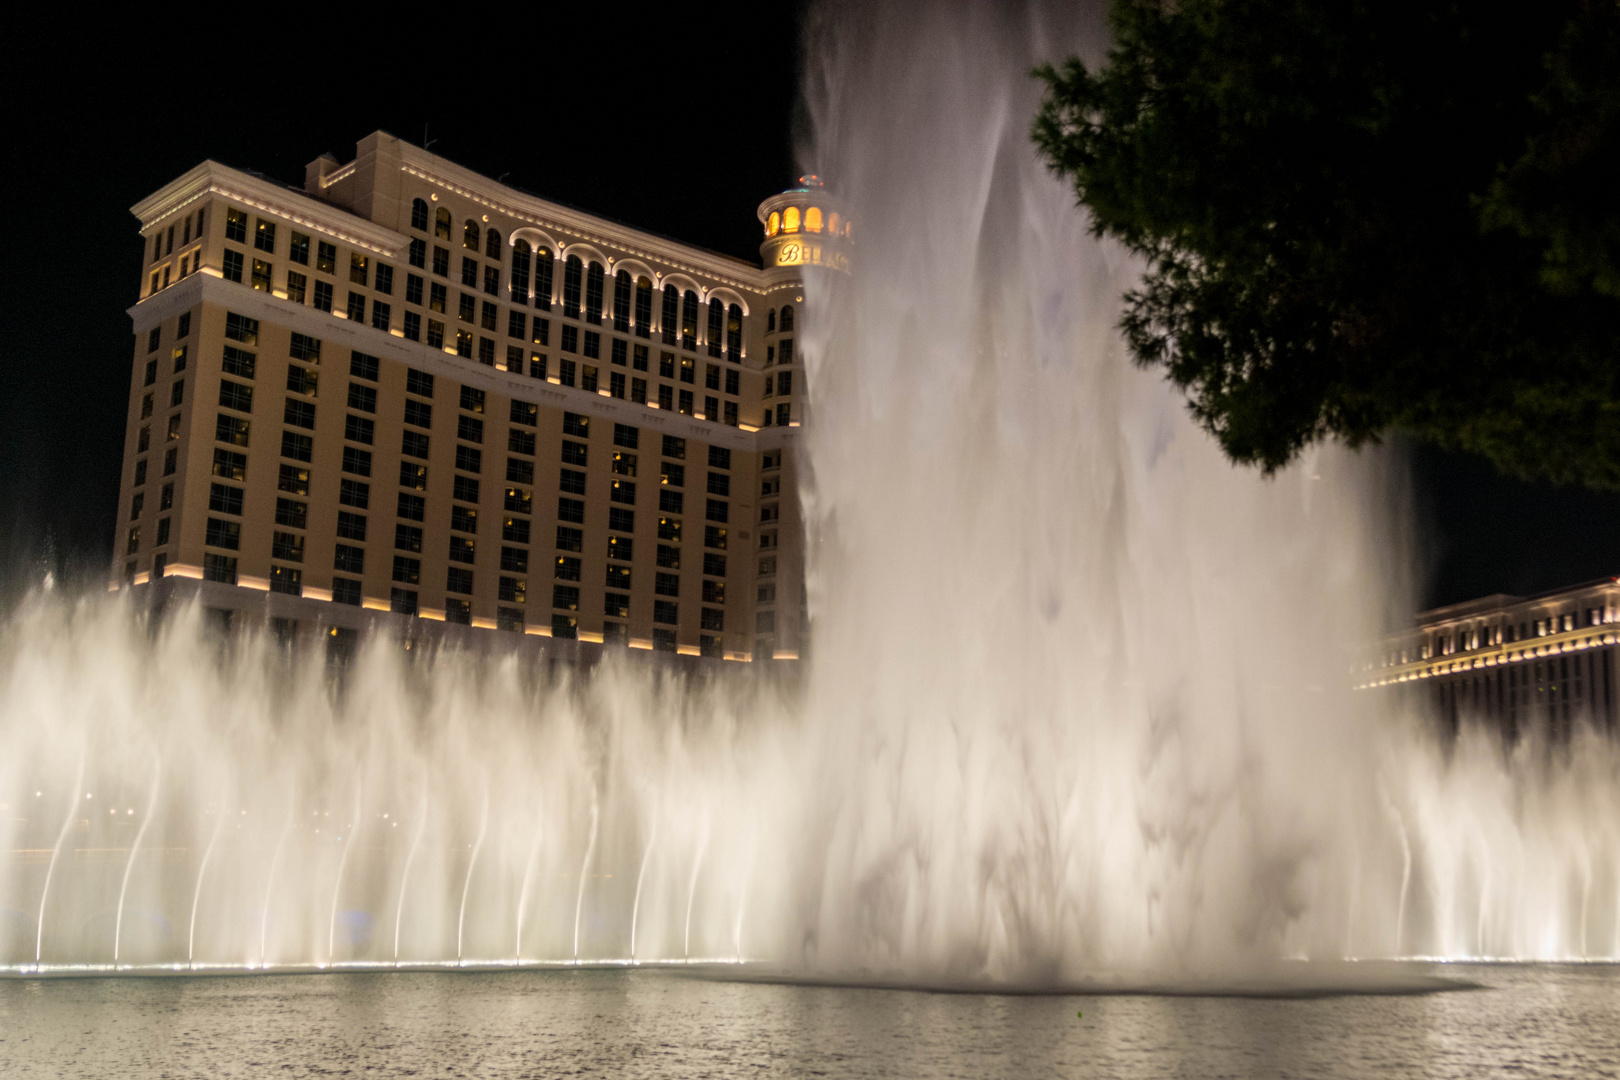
[130,162,404,258]
[395,145,767,295]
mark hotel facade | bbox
[115,131,847,661]
[1364,577,1620,736]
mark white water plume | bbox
[1,1,1617,983]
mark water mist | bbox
[2,1,1617,984]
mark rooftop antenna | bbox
[497,172,511,183]
[423,123,438,153]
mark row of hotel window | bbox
[131,320,740,641]
[161,205,768,364]
[1388,608,1615,663]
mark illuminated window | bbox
[435,207,451,240]
[766,211,780,236]
[635,277,653,338]
[464,219,480,250]
[707,298,724,358]
[681,290,699,352]
[828,212,840,234]
[805,207,823,232]
[727,304,743,361]
[783,206,800,232]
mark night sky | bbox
[4,10,1615,613]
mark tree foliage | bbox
[1034,1,1620,488]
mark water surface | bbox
[1,965,1613,1078]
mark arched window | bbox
[411,198,429,232]
[828,212,840,235]
[464,220,481,250]
[435,207,451,239]
[585,262,605,325]
[707,298,724,358]
[783,206,800,233]
[766,211,780,237]
[661,284,679,345]
[681,290,699,352]
[613,270,631,332]
[485,229,501,260]
[510,240,532,305]
[562,255,584,318]
[805,207,823,233]
[534,247,554,311]
[780,304,794,332]
[726,304,742,361]
[767,308,776,333]
[635,276,653,339]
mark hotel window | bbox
[290,232,310,265]
[780,305,794,332]
[396,523,424,553]
[535,248,554,310]
[272,532,305,563]
[458,293,475,323]
[336,510,368,542]
[255,218,276,253]
[281,431,314,462]
[205,517,241,550]
[484,265,500,296]
[562,256,583,318]
[435,207,451,240]
[350,253,370,286]
[660,490,684,514]
[275,497,308,528]
[681,291,699,352]
[447,567,474,595]
[486,229,502,260]
[679,389,694,416]
[555,556,581,581]
[313,281,334,312]
[584,331,601,360]
[222,249,244,283]
[216,413,249,447]
[134,459,147,487]
[704,525,727,550]
[507,457,535,485]
[453,475,481,504]
[219,379,254,412]
[610,371,626,399]
[278,464,309,494]
[250,259,272,292]
[286,270,307,304]
[510,240,532,303]
[398,492,426,520]
[533,318,551,346]
[634,277,654,338]
[317,242,337,275]
[612,270,631,332]
[461,257,478,288]
[209,482,243,515]
[776,403,790,426]
[156,519,170,546]
[662,464,686,490]
[657,384,674,411]
[370,301,391,332]
[333,576,362,605]
[705,364,720,391]
[726,304,743,361]
[342,446,372,476]
[456,330,474,358]
[166,413,182,441]
[393,557,421,585]
[499,578,525,605]
[456,445,483,473]
[409,238,426,269]
[481,301,498,331]
[458,415,485,443]
[430,283,448,313]
[138,425,151,452]
[406,274,425,306]
[284,398,316,429]
[631,377,647,404]
[585,262,604,324]
[582,365,599,392]
[345,415,375,445]
[508,310,527,339]
[270,566,301,595]
[447,535,474,563]
[464,219,481,251]
[204,554,238,585]
[345,292,365,322]
[427,319,445,349]
[375,264,393,295]
[661,285,678,345]
[432,246,450,277]
[411,198,429,232]
[707,299,724,358]
[610,338,627,367]
[725,369,739,395]
[225,208,247,242]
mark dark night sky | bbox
[3,9,1615,613]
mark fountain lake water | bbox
[1,1,1617,985]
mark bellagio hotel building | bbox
[114,131,848,661]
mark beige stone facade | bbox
[1363,578,1620,735]
[115,132,847,661]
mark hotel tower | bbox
[115,131,848,661]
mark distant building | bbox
[115,132,849,661]
[1362,578,1620,735]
